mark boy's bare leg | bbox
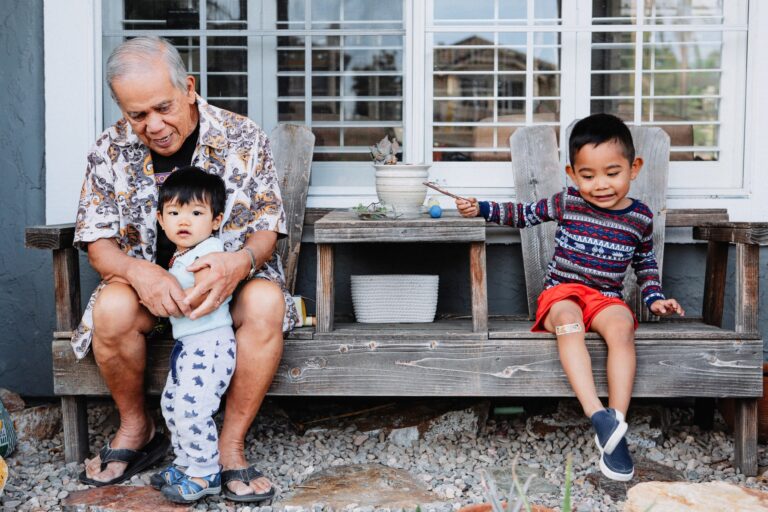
[221,278,286,497]
[544,300,604,417]
[589,305,637,416]
[84,282,156,482]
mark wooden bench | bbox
[27,125,765,476]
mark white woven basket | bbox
[351,274,439,323]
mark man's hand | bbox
[183,250,250,320]
[125,259,190,318]
[650,298,685,317]
[456,197,479,218]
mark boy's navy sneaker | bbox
[598,436,634,481]
[590,408,627,455]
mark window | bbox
[100,0,748,202]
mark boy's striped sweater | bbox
[478,187,665,309]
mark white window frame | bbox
[44,0,768,223]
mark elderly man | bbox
[73,36,297,503]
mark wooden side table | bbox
[314,210,488,333]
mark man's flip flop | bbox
[221,466,276,503]
[78,432,170,487]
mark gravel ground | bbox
[1,398,767,511]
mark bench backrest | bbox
[270,124,315,294]
[510,124,670,321]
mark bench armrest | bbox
[694,222,768,245]
[694,222,768,333]
[25,223,81,331]
[25,223,76,250]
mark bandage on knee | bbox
[555,323,583,335]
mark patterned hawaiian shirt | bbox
[72,95,298,359]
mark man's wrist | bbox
[241,246,257,280]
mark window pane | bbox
[592,32,634,72]
[435,48,495,72]
[278,101,306,121]
[642,32,722,70]
[593,0,637,25]
[122,0,200,30]
[591,72,635,97]
[434,100,493,123]
[207,0,246,28]
[645,0,723,25]
[642,71,719,96]
[434,0,494,21]
[431,7,561,161]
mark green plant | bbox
[351,202,401,220]
[480,453,574,512]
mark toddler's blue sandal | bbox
[161,471,221,503]
[150,465,186,490]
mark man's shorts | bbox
[531,283,638,333]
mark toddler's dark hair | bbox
[158,166,226,217]
[569,113,635,168]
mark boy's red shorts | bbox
[531,283,638,333]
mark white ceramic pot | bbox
[374,164,431,218]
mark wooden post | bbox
[316,244,334,333]
[470,242,488,333]
[702,241,728,327]
[734,243,759,334]
[734,398,759,476]
[53,247,89,462]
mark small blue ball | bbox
[429,205,443,218]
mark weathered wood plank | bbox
[61,396,89,463]
[665,209,728,227]
[272,124,315,294]
[52,336,762,397]
[489,318,760,340]
[315,211,486,244]
[734,398,759,476]
[25,224,76,250]
[53,248,81,332]
[509,126,561,318]
[470,242,488,332]
[694,223,768,245]
[703,241,728,327]
[735,243,760,334]
[314,319,487,340]
[316,244,334,333]
[305,208,729,229]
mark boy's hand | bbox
[456,197,479,218]
[650,298,685,317]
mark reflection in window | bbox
[431,0,561,162]
[591,0,730,161]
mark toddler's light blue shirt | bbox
[168,236,233,339]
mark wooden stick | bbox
[423,181,470,202]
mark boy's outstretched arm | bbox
[456,197,479,217]
[650,298,685,317]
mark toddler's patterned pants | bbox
[161,325,236,477]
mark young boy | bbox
[152,166,235,502]
[457,113,684,481]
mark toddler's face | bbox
[157,198,222,250]
[566,140,643,210]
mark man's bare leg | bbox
[590,305,636,416]
[84,282,156,482]
[543,300,604,418]
[223,279,286,496]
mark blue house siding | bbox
[0,0,53,395]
